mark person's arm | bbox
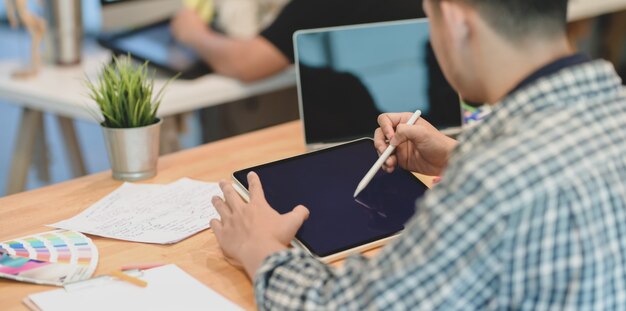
[211,164,507,310]
[171,9,289,82]
[374,112,458,176]
[5,0,18,29]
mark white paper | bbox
[26,264,243,311]
[49,178,223,244]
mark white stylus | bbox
[353,109,422,198]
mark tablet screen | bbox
[100,20,212,78]
[233,139,428,258]
[113,23,200,71]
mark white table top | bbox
[0,49,296,122]
[569,0,626,21]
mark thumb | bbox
[390,124,423,147]
[284,205,309,232]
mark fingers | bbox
[247,172,266,201]
[383,156,397,173]
[284,205,309,234]
[377,112,414,140]
[375,127,398,173]
[212,196,231,219]
[374,128,388,154]
[219,181,243,209]
[390,123,424,147]
[292,205,310,221]
[377,114,398,141]
[210,219,223,236]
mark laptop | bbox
[98,20,212,79]
[293,19,462,150]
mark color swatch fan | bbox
[0,230,98,286]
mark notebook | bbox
[23,264,243,311]
[293,19,463,150]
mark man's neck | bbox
[478,36,573,104]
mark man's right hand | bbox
[374,112,458,176]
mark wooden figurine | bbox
[5,0,46,78]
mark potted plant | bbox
[85,56,176,181]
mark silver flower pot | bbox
[102,119,162,181]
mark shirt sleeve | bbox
[260,0,343,62]
[253,160,509,310]
[260,0,425,62]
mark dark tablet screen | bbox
[233,139,428,257]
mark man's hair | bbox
[429,0,569,40]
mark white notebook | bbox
[23,264,243,311]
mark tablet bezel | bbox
[231,138,427,263]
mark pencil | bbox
[111,270,148,288]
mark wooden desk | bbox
[0,121,307,311]
[0,120,433,310]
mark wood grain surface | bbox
[0,121,432,310]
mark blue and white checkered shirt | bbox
[254,59,626,310]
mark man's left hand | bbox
[211,172,310,279]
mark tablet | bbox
[232,138,428,262]
[98,20,212,79]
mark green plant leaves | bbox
[84,55,179,128]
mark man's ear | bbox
[439,1,470,43]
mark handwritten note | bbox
[50,178,223,244]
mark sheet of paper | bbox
[49,178,222,244]
[26,264,243,311]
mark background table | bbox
[0,42,296,195]
[0,49,296,123]
[569,0,626,20]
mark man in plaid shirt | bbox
[209,0,626,309]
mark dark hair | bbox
[429,0,568,40]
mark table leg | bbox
[603,11,626,66]
[6,108,43,195]
[160,116,181,155]
[57,116,87,177]
[33,112,50,183]
[567,19,593,51]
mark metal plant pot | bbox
[102,119,162,181]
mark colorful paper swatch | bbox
[0,230,98,286]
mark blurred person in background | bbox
[171,0,425,82]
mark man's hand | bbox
[171,8,212,47]
[374,112,458,176]
[210,172,310,279]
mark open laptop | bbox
[294,19,462,150]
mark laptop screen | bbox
[294,19,461,145]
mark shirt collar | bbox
[454,59,620,159]
[508,53,591,96]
